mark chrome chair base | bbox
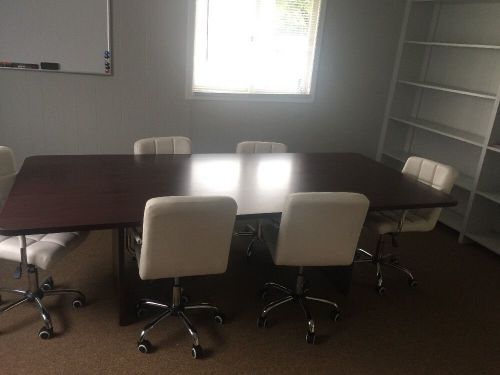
[136,278,224,359]
[0,272,86,339]
[233,222,261,257]
[257,267,340,345]
[355,235,417,294]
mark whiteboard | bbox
[0,0,111,75]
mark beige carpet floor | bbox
[0,226,499,374]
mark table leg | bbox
[113,227,136,326]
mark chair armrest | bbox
[129,227,142,245]
[126,227,143,256]
[396,210,408,233]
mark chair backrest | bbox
[138,196,237,280]
[236,141,287,154]
[134,136,192,155]
[403,156,458,229]
[0,146,16,209]
[271,192,369,267]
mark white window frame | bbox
[185,0,327,103]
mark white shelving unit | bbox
[377,0,500,255]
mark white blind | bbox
[192,0,322,95]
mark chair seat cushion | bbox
[0,232,88,270]
[364,211,434,235]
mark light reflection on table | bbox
[257,158,292,190]
[189,159,242,194]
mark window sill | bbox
[187,91,316,103]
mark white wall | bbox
[0,0,404,163]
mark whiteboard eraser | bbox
[41,62,60,70]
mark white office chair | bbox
[131,196,237,358]
[132,136,193,254]
[258,192,369,344]
[234,141,288,258]
[134,136,192,155]
[0,146,87,339]
[236,141,287,154]
[356,156,458,293]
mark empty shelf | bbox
[456,175,474,191]
[476,191,500,205]
[382,150,408,163]
[398,80,497,100]
[405,40,500,50]
[412,0,500,4]
[487,145,500,154]
[390,117,485,146]
[440,209,464,231]
[466,232,500,254]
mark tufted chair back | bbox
[269,192,369,267]
[403,157,458,231]
[138,196,237,280]
[134,137,192,155]
[236,141,287,154]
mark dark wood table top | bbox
[0,153,456,235]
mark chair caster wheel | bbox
[181,294,190,305]
[41,277,54,292]
[214,312,225,325]
[246,239,256,259]
[257,316,268,328]
[39,327,54,340]
[259,288,268,300]
[409,279,418,288]
[330,310,340,322]
[136,306,147,318]
[376,285,385,295]
[138,340,152,354]
[191,344,203,359]
[390,256,400,265]
[72,296,86,309]
[306,331,315,345]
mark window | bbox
[189,0,324,99]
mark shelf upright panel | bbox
[461,78,500,242]
[376,0,413,161]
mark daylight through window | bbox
[192,0,323,96]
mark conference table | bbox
[0,153,457,325]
